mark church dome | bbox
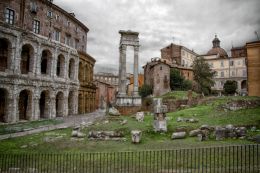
[207,35,228,57]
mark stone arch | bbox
[56,91,64,117]
[241,80,247,89]
[20,44,34,74]
[39,90,50,118]
[78,93,84,114]
[78,62,84,82]
[85,64,89,82]
[57,54,65,77]
[68,91,75,115]
[0,38,11,72]
[0,88,8,122]
[41,49,52,75]
[68,58,75,79]
[18,89,32,120]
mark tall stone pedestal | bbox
[153,98,168,132]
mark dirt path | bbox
[0,110,106,141]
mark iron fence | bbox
[0,144,259,173]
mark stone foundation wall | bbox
[115,106,141,115]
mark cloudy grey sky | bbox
[55,0,260,74]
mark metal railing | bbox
[0,144,259,173]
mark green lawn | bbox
[159,91,199,100]
[0,96,259,154]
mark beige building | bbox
[161,43,198,68]
[202,35,247,94]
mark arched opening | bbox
[0,38,11,72]
[0,88,7,122]
[85,65,89,82]
[68,91,74,115]
[78,93,84,114]
[85,93,88,113]
[78,62,84,82]
[241,80,247,89]
[57,54,65,77]
[20,44,34,74]
[56,92,64,117]
[68,59,75,79]
[18,90,32,120]
[39,90,50,118]
[41,50,52,75]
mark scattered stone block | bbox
[171,132,186,139]
[215,126,226,140]
[131,130,142,143]
[120,119,128,125]
[136,112,144,122]
[108,107,120,116]
[189,129,202,137]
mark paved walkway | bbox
[0,110,106,141]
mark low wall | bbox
[115,106,142,115]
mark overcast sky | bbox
[55,0,260,74]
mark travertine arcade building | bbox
[0,0,96,123]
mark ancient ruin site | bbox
[0,0,259,172]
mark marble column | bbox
[119,45,127,96]
[133,46,139,96]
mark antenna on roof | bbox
[255,31,260,40]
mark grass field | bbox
[0,96,259,154]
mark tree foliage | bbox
[170,68,192,91]
[193,57,216,95]
[223,80,237,95]
[139,84,153,98]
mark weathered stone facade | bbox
[143,58,171,96]
[0,0,95,123]
[78,51,96,114]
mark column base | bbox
[116,95,141,106]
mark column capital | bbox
[134,45,140,51]
[120,45,127,51]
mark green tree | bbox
[193,57,216,95]
[170,68,192,90]
[139,84,153,98]
[223,80,237,95]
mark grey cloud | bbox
[55,0,260,74]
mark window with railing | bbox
[5,8,15,25]
[33,20,40,34]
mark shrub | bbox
[139,84,153,98]
[223,80,237,95]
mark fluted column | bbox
[133,46,139,96]
[118,45,127,96]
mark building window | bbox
[74,39,79,49]
[243,70,246,76]
[47,11,53,18]
[5,8,15,25]
[160,66,162,70]
[230,60,234,66]
[54,29,60,42]
[33,20,40,34]
[221,71,224,77]
[65,34,71,46]
[67,21,70,27]
[221,61,224,67]
[231,70,235,76]
[237,60,241,65]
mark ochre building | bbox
[0,0,95,123]
[246,41,260,96]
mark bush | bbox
[139,84,153,98]
[223,80,237,95]
[170,68,192,91]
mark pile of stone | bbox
[177,117,199,123]
[215,124,247,140]
[71,126,86,138]
[220,99,260,111]
[88,131,125,141]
